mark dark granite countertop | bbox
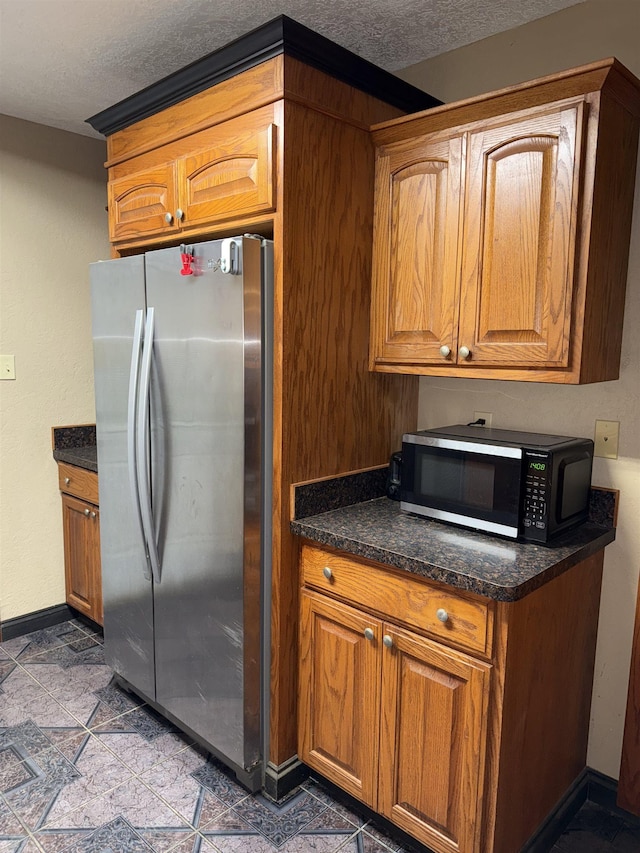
[52,425,97,473]
[53,445,98,473]
[291,495,615,602]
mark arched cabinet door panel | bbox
[458,102,583,367]
[108,164,178,242]
[371,132,464,367]
[179,118,276,225]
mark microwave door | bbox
[401,437,523,538]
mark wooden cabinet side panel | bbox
[299,592,381,806]
[378,626,490,853]
[280,102,418,483]
[269,100,418,767]
[578,91,640,383]
[458,102,583,367]
[618,572,640,814]
[92,509,103,626]
[489,552,604,853]
[371,135,463,365]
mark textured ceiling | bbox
[0,0,586,138]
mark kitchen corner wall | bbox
[399,0,640,781]
[0,116,109,623]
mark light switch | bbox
[594,420,619,459]
[0,355,15,380]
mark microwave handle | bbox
[404,434,522,459]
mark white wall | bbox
[0,116,109,624]
[399,0,640,780]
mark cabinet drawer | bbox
[301,544,493,657]
[58,463,99,505]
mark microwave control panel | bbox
[522,451,551,531]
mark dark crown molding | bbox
[86,15,441,136]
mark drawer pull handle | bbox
[64,477,71,485]
[436,608,449,623]
[383,635,393,649]
[364,628,374,641]
[84,508,91,517]
[322,566,332,580]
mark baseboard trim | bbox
[522,768,590,852]
[0,604,76,641]
[305,767,629,853]
[263,756,309,801]
[586,767,621,811]
[522,768,629,852]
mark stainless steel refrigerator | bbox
[91,235,272,790]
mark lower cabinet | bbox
[58,464,103,626]
[298,542,605,853]
[300,591,489,853]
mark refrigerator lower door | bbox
[91,256,156,699]
[146,238,262,774]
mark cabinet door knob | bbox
[164,212,173,224]
[364,627,374,641]
[84,508,91,516]
[64,477,71,485]
[383,634,393,648]
[459,346,471,360]
[439,345,451,358]
[90,511,97,519]
[436,607,449,623]
[322,566,332,580]
[176,208,184,221]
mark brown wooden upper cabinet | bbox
[108,106,277,243]
[370,59,640,383]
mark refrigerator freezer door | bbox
[91,256,156,699]
[145,238,262,771]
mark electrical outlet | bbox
[473,411,493,428]
[594,420,620,459]
[0,355,15,380]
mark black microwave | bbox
[400,425,593,542]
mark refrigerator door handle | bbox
[127,309,151,581]
[137,306,162,585]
